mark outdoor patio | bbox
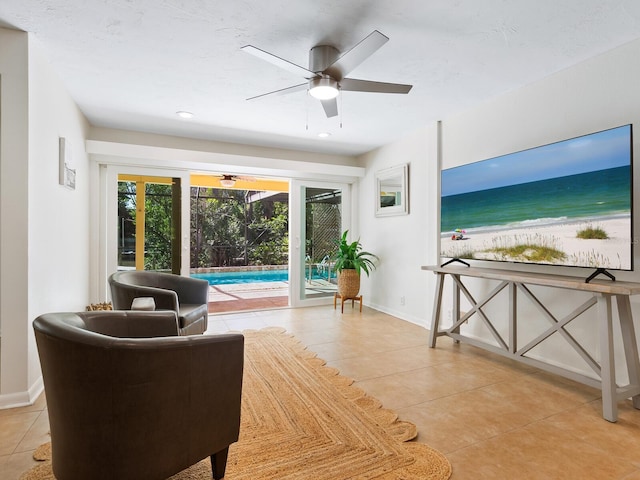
[207,279,336,313]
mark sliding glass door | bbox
[289,180,351,306]
[98,166,191,301]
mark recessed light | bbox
[176,111,194,119]
[318,132,331,138]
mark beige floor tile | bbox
[447,421,638,479]
[543,400,640,468]
[222,315,272,331]
[0,412,41,456]
[0,450,42,480]
[354,373,420,411]
[15,410,50,453]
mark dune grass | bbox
[487,244,566,263]
[576,224,609,240]
[442,233,567,263]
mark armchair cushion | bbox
[108,271,210,335]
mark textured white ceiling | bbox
[2,0,640,156]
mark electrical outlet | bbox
[400,296,405,306]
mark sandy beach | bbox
[441,216,632,269]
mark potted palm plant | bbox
[332,230,378,298]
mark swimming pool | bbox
[192,269,291,285]
[193,268,333,286]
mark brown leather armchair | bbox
[108,270,210,335]
[33,310,244,480]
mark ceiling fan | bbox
[241,30,412,118]
[218,174,255,187]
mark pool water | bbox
[192,268,329,285]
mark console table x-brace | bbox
[422,265,640,422]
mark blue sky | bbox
[441,125,632,197]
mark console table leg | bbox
[617,296,640,409]
[452,276,461,343]
[598,294,617,422]
[509,282,517,354]
[429,273,445,348]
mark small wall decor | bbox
[375,163,409,217]
[59,137,76,190]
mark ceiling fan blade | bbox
[246,82,308,101]
[241,45,317,79]
[323,30,389,80]
[321,98,338,118]
[340,78,412,94]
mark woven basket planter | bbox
[337,269,361,298]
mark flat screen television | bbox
[440,124,633,275]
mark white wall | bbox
[27,36,91,370]
[0,28,90,408]
[358,125,440,326]
[360,37,640,380]
[0,28,30,405]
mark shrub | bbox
[576,225,608,240]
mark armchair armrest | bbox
[161,275,209,305]
[114,282,179,311]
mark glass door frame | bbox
[98,164,191,301]
[289,179,352,308]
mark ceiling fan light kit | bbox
[242,30,412,119]
[309,76,339,100]
[219,175,236,187]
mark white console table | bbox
[422,264,640,422]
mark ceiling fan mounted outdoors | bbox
[218,174,255,187]
[241,30,412,118]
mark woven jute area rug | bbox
[21,327,451,479]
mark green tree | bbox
[144,183,173,271]
[247,201,288,265]
[191,188,245,268]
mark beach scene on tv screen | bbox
[440,125,632,270]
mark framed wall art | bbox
[59,137,76,190]
[375,163,409,217]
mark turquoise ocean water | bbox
[441,166,631,234]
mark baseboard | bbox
[366,301,428,328]
[0,376,44,410]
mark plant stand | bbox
[334,293,363,313]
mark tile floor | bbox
[3,305,640,479]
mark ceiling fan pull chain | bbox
[340,92,343,129]
[305,89,309,130]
